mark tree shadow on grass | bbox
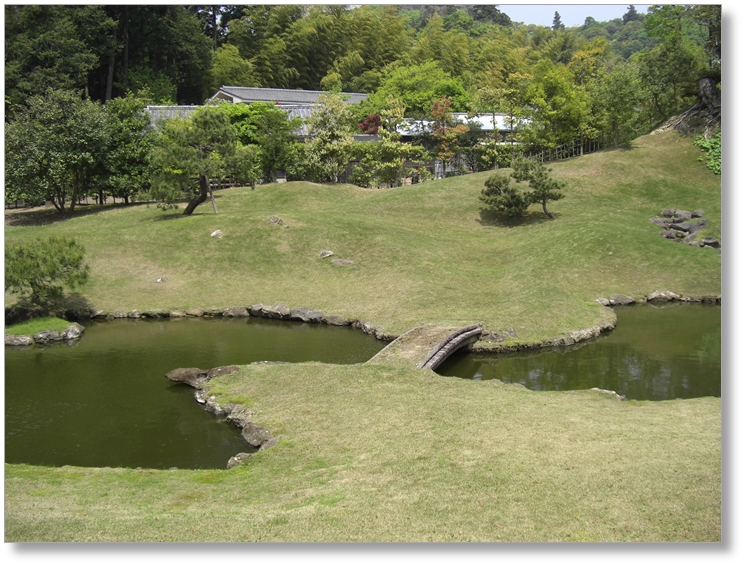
[477,207,559,227]
[5,202,152,228]
[5,292,96,325]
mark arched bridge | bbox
[368,323,483,370]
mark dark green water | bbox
[437,303,721,401]
[5,317,384,470]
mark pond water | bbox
[5,317,384,470]
[437,303,721,401]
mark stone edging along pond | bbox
[5,290,720,351]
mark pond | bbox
[5,317,384,470]
[437,303,721,401]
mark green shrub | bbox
[694,132,721,175]
[5,236,89,305]
[479,173,530,217]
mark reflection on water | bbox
[5,317,384,469]
[437,303,720,401]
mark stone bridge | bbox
[367,323,483,370]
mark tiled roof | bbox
[213,86,368,106]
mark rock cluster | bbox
[596,289,720,307]
[650,208,720,249]
[168,363,282,468]
[5,322,85,347]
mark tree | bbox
[148,105,236,215]
[302,92,356,183]
[5,89,107,213]
[511,158,565,218]
[623,5,642,24]
[552,12,565,32]
[99,91,155,204]
[479,159,565,219]
[362,62,471,118]
[351,98,425,188]
[479,173,529,217]
[220,102,302,181]
[429,97,469,170]
[210,44,257,91]
[5,236,90,306]
[588,62,644,148]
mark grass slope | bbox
[5,131,721,343]
[5,366,721,542]
[4,131,722,542]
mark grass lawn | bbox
[4,130,722,542]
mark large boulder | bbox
[609,294,635,306]
[290,307,324,323]
[61,323,85,340]
[223,306,250,317]
[5,334,34,347]
[166,367,210,388]
[322,314,350,326]
[649,217,670,228]
[672,210,693,222]
[262,304,291,319]
[647,289,680,302]
[33,329,64,344]
[241,422,274,448]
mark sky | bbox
[497,4,652,28]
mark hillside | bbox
[5,130,721,345]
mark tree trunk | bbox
[209,181,218,214]
[542,200,555,219]
[122,7,130,87]
[183,175,209,215]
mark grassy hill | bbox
[5,130,721,344]
[4,130,722,542]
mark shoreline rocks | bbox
[651,208,720,250]
[169,364,281,468]
[5,322,85,347]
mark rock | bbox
[210,230,224,239]
[650,217,670,228]
[185,308,204,317]
[269,215,283,226]
[290,307,324,323]
[596,297,610,306]
[203,307,224,317]
[331,258,353,266]
[259,436,280,451]
[227,453,253,469]
[322,314,349,326]
[5,334,34,346]
[660,208,676,218]
[33,330,64,344]
[505,328,518,338]
[692,210,705,218]
[113,310,128,318]
[318,250,334,258]
[609,294,635,306]
[480,330,506,343]
[207,365,239,379]
[671,218,708,233]
[61,323,85,340]
[166,367,209,388]
[647,289,680,302]
[353,320,377,334]
[91,309,109,319]
[262,304,291,319]
[241,422,274,448]
[672,210,692,222]
[701,237,720,249]
[223,306,250,317]
[660,229,684,240]
[143,309,170,318]
[170,310,187,318]
[247,304,264,316]
[683,233,697,244]
[128,310,142,318]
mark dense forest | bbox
[4,4,721,213]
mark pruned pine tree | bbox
[148,105,236,215]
